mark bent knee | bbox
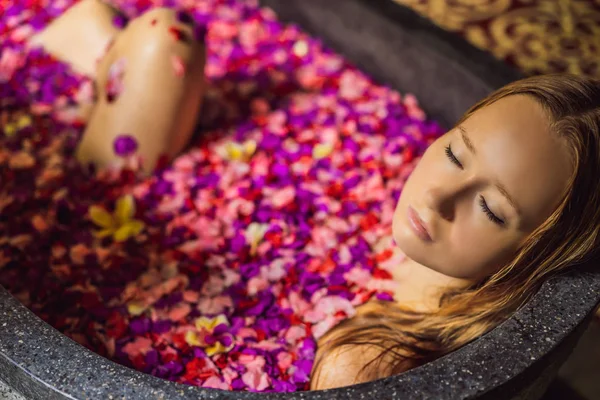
[124,7,204,60]
[96,7,205,88]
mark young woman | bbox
[311,75,600,389]
[15,0,600,392]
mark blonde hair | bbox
[312,73,600,385]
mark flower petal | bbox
[93,228,115,239]
[4,123,16,137]
[312,143,334,159]
[184,331,203,347]
[126,220,145,236]
[106,57,126,103]
[115,195,135,224]
[243,140,257,158]
[206,341,227,356]
[127,301,147,316]
[17,115,32,129]
[89,205,115,229]
[113,134,138,156]
[195,316,213,330]
[226,143,244,161]
[213,314,230,328]
[113,223,139,242]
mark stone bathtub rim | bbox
[2,263,600,400]
[2,0,600,399]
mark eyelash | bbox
[444,145,505,226]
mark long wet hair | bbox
[312,73,600,386]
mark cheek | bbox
[445,221,520,279]
[446,221,490,277]
[396,149,436,203]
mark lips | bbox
[407,206,433,242]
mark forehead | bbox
[459,95,573,228]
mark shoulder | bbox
[310,344,388,390]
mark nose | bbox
[423,178,473,221]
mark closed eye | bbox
[445,144,505,226]
[445,145,463,169]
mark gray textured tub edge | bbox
[2,0,600,399]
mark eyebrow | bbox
[457,125,522,216]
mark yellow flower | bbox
[245,222,269,256]
[3,115,32,138]
[126,301,147,316]
[17,115,32,129]
[224,139,257,162]
[292,40,309,57]
[312,143,334,159]
[3,123,16,137]
[184,331,203,347]
[205,341,230,356]
[195,314,229,331]
[88,195,144,242]
[185,315,233,356]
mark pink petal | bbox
[9,151,35,169]
[171,54,186,77]
[69,244,90,265]
[247,277,268,296]
[122,337,153,357]
[182,290,200,302]
[106,58,126,103]
[0,48,25,83]
[343,267,371,286]
[203,376,229,390]
[167,303,191,321]
[241,369,270,391]
[284,326,306,344]
[277,352,293,371]
[312,316,337,339]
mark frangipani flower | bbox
[245,222,269,255]
[312,142,334,159]
[89,195,144,242]
[3,114,32,137]
[185,315,234,356]
[126,301,147,316]
[221,139,257,162]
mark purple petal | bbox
[152,320,172,334]
[145,349,159,367]
[219,334,233,347]
[204,335,216,345]
[113,15,128,29]
[113,134,138,156]
[230,233,247,253]
[213,323,229,336]
[376,292,394,302]
[164,360,184,375]
[129,317,151,335]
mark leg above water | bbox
[76,7,207,173]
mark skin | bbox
[29,0,206,173]
[313,94,575,390]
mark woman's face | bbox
[392,94,574,281]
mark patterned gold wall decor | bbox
[394,0,600,78]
